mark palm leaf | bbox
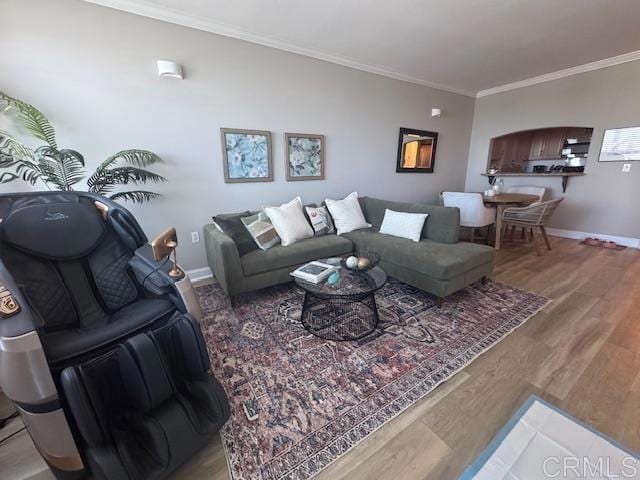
[0,172,20,184]
[35,146,85,191]
[0,130,34,161]
[88,150,165,199]
[108,190,162,204]
[0,133,45,186]
[0,91,57,148]
[98,149,163,170]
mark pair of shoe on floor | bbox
[582,237,624,249]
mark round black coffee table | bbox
[294,260,387,341]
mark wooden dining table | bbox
[483,193,539,249]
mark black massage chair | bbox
[0,192,230,480]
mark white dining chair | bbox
[442,192,496,243]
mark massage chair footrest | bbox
[61,314,230,480]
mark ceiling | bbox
[85,0,640,97]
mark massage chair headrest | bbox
[0,192,147,259]
[2,199,105,259]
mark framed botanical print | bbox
[220,128,273,183]
[285,133,325,181]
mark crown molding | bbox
[476,49,640,98]
[82,0,477,97]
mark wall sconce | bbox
[157,60,183,79]
[431,108,442,118]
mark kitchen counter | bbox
[481,172,585,192]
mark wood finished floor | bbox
[2,237,639,479]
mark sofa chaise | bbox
[203,197,495,305]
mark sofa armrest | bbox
[203,225,244,296]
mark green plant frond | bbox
[0,148,43,186]
[35,146,85,190]
[0,156,17,169]
[87,166,165,196]
[86,176,114,195]
[0,172,19,184]
[108,190,161,204]
[0,91,57,148]
[103,166,165,184]
[100,149,164,169]
[0,130,34,161]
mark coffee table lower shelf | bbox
[300,290,380,341]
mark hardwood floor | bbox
[2,237,639,479]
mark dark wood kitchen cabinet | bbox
[487,126,593,173]
[529,129,548,160]
[489,131,533,172]
[529,128,566,160]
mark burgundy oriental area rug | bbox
[196,279,548,480]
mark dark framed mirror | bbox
[396,127,438,173]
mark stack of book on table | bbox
[290,261,339,284]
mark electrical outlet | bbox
[622,163,631,173]
[191,231,200,243]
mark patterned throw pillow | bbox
[241,211,281,250]
[304,206,335,236]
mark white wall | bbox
[466,60,640,243]
[0,0,476,270]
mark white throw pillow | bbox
[324,192,371,235]
[379,209,428,242]
[264,197,314,246]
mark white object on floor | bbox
[462,396,640,480]
[379,208,428,242]
[324,192,371,235]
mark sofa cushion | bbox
[240,235,353,276]
[363,197,460,244]
[343,230,493,280]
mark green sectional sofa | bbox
[203,197,494,304]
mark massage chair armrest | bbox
[129,244,180,296]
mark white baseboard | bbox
[185,267,213,282]
[546,228,640,249]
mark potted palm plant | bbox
[0,91,166,203]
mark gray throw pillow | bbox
[212,211,257,256]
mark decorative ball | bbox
[357,257,371,270]
[327,271,340,286]
[345,256,359,269]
